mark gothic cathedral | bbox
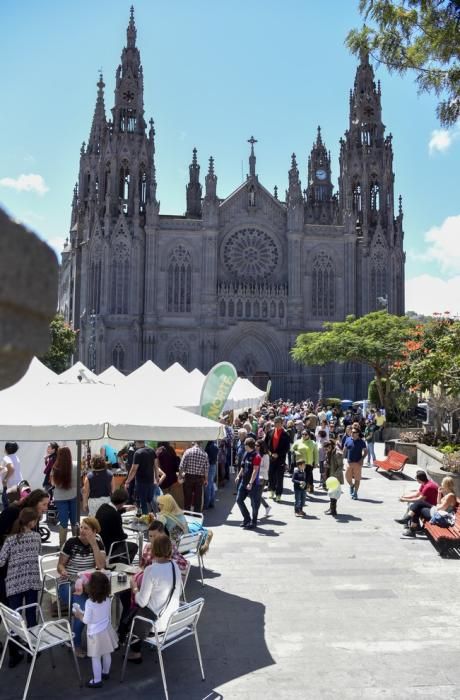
[59,9,405,400]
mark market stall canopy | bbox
[98,365,126,384]
[57,361,99,384]
[123,360,164,389]
[0,376,224,441]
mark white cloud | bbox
[416,214,460,274]
[406,274,460,317]
[428,124,460,154]
[0,173,49,195]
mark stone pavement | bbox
[1,442,459,699]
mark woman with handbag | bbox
[127,533,181,663]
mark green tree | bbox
[39,314,78,374]
[347,1,460,126]
[291,311,414,409]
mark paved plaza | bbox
[1,443,459,699]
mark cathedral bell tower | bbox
[338,51,404,315]
[69,7,159,372]
[305,126,338,224]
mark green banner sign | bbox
[265,379,272,398]
[200,362,238,421]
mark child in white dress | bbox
[74,571,117,688]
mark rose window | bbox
[223,228,278,279]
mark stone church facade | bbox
[59,9,405,400]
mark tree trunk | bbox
[373,367,385,408]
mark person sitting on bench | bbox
[395,470,438,526]
[401,476,456,538]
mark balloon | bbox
[326,476,340,491]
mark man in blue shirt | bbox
[344,428,368,500]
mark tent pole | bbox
[76,439,82,526]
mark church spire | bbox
[349,51,384,141]
[306,125,333,208]
[248,136,257,177]
[112,6,145,135]
[127,6,137,48]
[87,73,107,155]
[286,153,304,230]
[186,147,202,218]
[205,156,217,200]
[202,156,218,225]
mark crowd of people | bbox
[225,399,384,524]
[0,396,458,690]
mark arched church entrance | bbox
[219,326,281,395]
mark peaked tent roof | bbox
[98,365,126,384]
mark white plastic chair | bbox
[177,531,206,586]
[120,598,205,700]
[183,510,204,524]
[180,560,192,602]
[0,602,81,700]
[39,553,71,618]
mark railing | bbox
[217,281,288,322]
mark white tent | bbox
[125,360,163,386]
[117,361,266,413]
[98,365,126,384]
[57,361,99,384]
[226,378,267,411]
[0,358,59,484]
[0,377,224,442]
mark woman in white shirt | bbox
[255,440,271,519]
[1,442,23,509]
[128,533,181,662]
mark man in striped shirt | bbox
[179,443,209,513]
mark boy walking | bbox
[292,458,307,517]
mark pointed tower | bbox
[112,6,146,136]
[286,154,304,227]
[186,148,202,218]
[306,127,333,203]
[87,73,107,155]
[339,52,405,315]
[286,154,304,325]
[68,7,160,371]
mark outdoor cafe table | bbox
[122,517,150,556]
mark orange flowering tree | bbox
[392,316,460,396]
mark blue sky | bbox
[1,0,459,315]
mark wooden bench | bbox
[374,450,408,476]
[423,501,460,557]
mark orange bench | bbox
[424,502,460,557]
[374,450,408,476]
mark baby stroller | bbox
[14,480,51,544]
[45,485,58,527]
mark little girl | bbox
[74,571,117,688]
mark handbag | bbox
[118,562,177,642]
[430,510,455,527]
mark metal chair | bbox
[39,553,70,618]
[107,539,134,566]
[0,602,81,700]
[180,560,192,602]
[183,510,204,524]
[120,598,205,700]
[177,531,206,586]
